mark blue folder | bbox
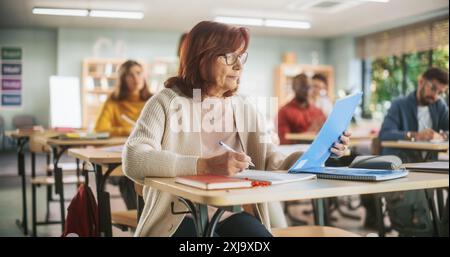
[288,92,408,181]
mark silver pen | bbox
[219,141,255,167]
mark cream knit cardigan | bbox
[123,87,301,237]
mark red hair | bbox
[165,21,250,98]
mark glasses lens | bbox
[240,52,248,64]
[223,52,248,65]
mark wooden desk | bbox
[68,147,125,237]
[381,140,449,151]
[68,148,122,165]
[46,137,127,232]
[381,140,449,161]
[145,172,448,236]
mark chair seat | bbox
[271,226,361,237]
[111,210,137,228]
[31,175,84,185]
[47,163,82,172]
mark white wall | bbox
[325,36,362,95]
[56,28,326,98]
[242,35,326,98]
[56,28,181,77]
[0,28,57,130]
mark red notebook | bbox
[175,175,252,190]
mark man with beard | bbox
[372,67,449,236]
[277,73,326,145]
[379,67,449,161]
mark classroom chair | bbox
[29,132,85,236]
[111,180,144,231]
[12,114,36,129]
[111,182,144,233]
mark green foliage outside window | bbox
[369,46,449,118]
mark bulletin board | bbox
[1,47,22,108]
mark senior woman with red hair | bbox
[123,21,351,237]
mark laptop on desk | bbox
[402,162,449,174]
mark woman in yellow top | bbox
[94,60,152,210]
[94,60,152,136]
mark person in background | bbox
[277,73,327,144]
[123,21,351,237]
[373,67,449,236]
[94,60,152,210]
[311,73,333,116]
[379,67,449,162]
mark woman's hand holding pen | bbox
[197,151,252,176]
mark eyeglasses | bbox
[424,80,448,96]
[219,52,248,66]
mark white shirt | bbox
[417,106,432,131]
[417,106,432,158]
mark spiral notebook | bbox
[298,167,408,181]
[287,92,408,181]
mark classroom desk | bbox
[401,162,449,235]
[46,137,127,232]
[145,172,448,237]
[381,140,449,161]
[5,130,36,235]
[68,147,123,237]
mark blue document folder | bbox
[288,92,408,181]
[289,92,363,172]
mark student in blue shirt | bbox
[372,67,449,236]
[379,67,449,162]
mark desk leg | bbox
[94,164,118,237]
[436,188,445,218]
[196,204,209,237]
[374,194,386,237]
[52,146,69,232]
[15,137,29,235]
[312,198,325,226]
[425,189,442,236]
[204,208,225,237]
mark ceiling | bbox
[0,0,448,38]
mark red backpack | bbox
[62,184,99,237]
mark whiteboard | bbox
[49,76,82,128]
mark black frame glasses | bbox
[424,80,448,96]
[220,52,248,66]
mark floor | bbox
[0,149,396,237]
[0,149,132,237]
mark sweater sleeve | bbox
[122,95,198,185]
[265,142,303,171]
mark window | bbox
[363,47,448,119]
[357,17,449,119]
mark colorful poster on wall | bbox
[0,46,22,108]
